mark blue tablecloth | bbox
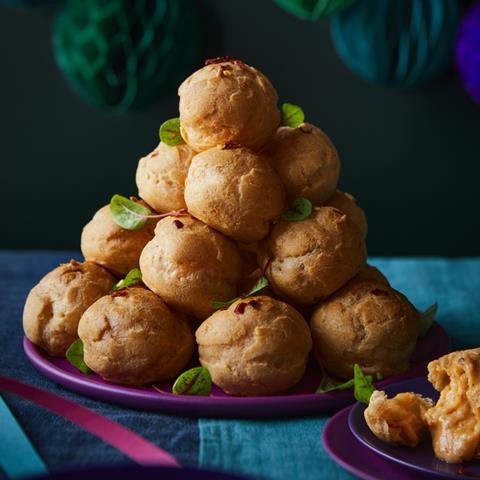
[1,252,479,480]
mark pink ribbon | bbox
[0,375,180,468]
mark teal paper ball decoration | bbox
[53,0,201,112]
[275,0,356,21]
[330,0,461,87]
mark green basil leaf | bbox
[248,276,269,295]
[317,364,377,401]
[66,339,91,374]
[282,197,313,221]
[110,194,152,230]
[112,268,142,292]
[172,366,212,396]
[316,375,354,394]
[419,302,438,337]
[159,118,184,146]
[281,103,305,128]
[212,297,240,309]
[354,364,375,404]
[212,276,269,309]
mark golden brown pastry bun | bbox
[425,348,480,463]
[139,215,242,319]
[135,142,195,213]
[310,279,420,379]
[355,264,389,285]
[196,296,312,396]
[259,206,366,305]
[81,203,156,276]
[23,260,115,356]
[179,59,280,151]
[184,147,285,242]
[264,123,340,205]
[325,190,367,238]
[365,390,433,447]
[78,287,194,385]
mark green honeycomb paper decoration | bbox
[275,0,357,21]
[52,0,201,112]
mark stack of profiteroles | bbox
[23,57,427,397]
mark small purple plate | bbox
[323,406,436,480]
[23,322,450,418]
[349,377,480,479]
[33,465,249,480]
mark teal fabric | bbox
[0,395,48,478]
[198,258,480,479]
[200,417,355,480]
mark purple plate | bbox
[23,322,450,418]
[33,465,249,480]
[349,377,480,479]
[323,406,436,480]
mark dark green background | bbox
[1,1,479,255]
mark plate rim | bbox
[322,407,380,480]
[23,322,450,418]
[23,337,353,417]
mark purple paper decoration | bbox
[456,1,480,103]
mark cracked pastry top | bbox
[325,190,367,238]
[81,201,157,276]
[310,275,420,379]
[184,146,285,243]
[259,206,366,305]
[179,60,280,152]
[196,295,312,396]
[263,123,340,205]
[136,141,195,213]
[139,214,242,320]
[78,287,194,385]
[23,260,115,356]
